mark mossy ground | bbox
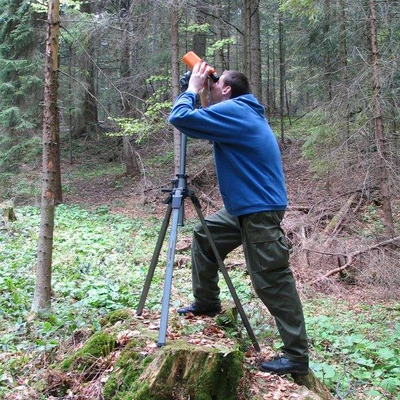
[60,331,116,372]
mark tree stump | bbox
[0,201,17,224]
[137,345,244,400]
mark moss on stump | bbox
[137,345,243,400]
[103,340,243,400]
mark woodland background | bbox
[0,0,400,399]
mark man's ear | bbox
[222,85,232,98]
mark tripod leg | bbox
[157,206,180,347]
[191,196,261,352]
[136,203,172,316]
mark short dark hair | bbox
[223,70,251,98]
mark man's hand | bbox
[187,61,213,95]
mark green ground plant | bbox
[304,299,400,399]
[0,205,399,399]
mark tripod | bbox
[136,133,260,352]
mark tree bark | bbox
[368,0,395,237]
[279,11,285,143]
[120,6,140,177]
[242,0,261,102]
[250,0,262,102]
[32,0,60,315]
[71,1,99,137]
[242,0,251,78]
[193,0,207,58]
[171,0,181,176]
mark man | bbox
[168,61,309,375]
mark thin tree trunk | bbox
[32,0,60,315]
[368,0,395,237]
[214,0,228,70]
[120,6,139,177]
[323,0,333,102]
[193,0,207,58]
[171,1,181,176]
[266,40,271,117]
[339,0,350,142]
[250,0,262,102]
[68,44,73,165]
[272,41,277,112]
[242,0,261,101]
[72,1,98,138]
[278,11,285,143]
[242,0,251,78]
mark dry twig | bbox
[307,236,400,282]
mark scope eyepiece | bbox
[209,73,219,83]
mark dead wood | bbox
[189,168,207,184]
[1,201,17,224]
[138,345,244,400]
[323,193,358,237]
[308,236,400,282]
[199,191,219,208]
[287,205,311,212]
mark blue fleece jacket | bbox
[168,91,287,216]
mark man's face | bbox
[210,74,228,104]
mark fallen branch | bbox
[189,168,207,184]
[323,193,357,236]
[310,236,400,282]
[286,205,311,212]
[199,192,219,209]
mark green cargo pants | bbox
[191,207,308,362]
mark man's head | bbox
[210,70,251,103]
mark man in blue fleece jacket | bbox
[168,61,309,375]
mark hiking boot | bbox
[259,357,309,376]
[177,303,221,317]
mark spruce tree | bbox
[0,0,44,171]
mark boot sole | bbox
[259,366,309,376]
[178,310,220,317]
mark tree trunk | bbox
[71,1,99,138]
[266,40,272,117]
[339,0,351,151]
[242,0,261,100]
[214,0,229,71]
[193,0,207,58]
[32,0,60,315]
[323,0,333,102]
[120,6,140,177]
[368,0,395,237]
[171,1,181,176]
[279,11,285,143]
[242,0,251,78]
[250,0,262,102]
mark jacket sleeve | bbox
[168,92,243,143]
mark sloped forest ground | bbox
[63,133,400,301]
[1,131,400,400]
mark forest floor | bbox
[4,133,399,400]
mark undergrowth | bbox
[0,205,399,399]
